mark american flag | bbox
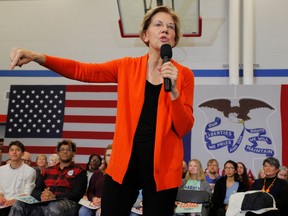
[4,85,117,167]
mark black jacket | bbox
[251,177,288,216]
[210,176,248,216]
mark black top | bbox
[251,177,288,216]
[210,176,248,215]
[124,81,162,187]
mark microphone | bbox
[160,44,172,92]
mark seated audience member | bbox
[210,160,247,216]
[182,160,188,179]
[237,162,251,189]
[79,144,112,216]
[48,153,59,167]
[249,157,288,216]
[205,159,221,191]
[277,165,288,181]
[0,140,36,216]
[9,140,87,216]
[21,151,32,166]
[258,168,266,179]
[176,159,212,216]
[86,154,102,184]
[35,154,48,174]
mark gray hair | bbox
[263,157,280,169]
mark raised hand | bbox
[9,47,45,70]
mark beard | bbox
[209,171,217,175]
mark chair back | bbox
[176,190,211,204]
[226,190,278,216]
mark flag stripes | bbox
[3,84,117,167]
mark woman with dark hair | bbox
[237,162,250,189]
[86,154,102,184]
[210,160,247,216]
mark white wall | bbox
[1,0,287,70]
[0,0,288,113]
[0,0,288,138]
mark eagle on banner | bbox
[199,98,274,123]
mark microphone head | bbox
[160,44,172,59]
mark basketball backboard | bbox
[117,0,201,38]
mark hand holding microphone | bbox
[160,44,178,93]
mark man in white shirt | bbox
[0,140,36,216]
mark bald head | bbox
[22,151,32,166]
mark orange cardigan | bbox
[44,54,194,191]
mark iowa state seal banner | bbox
[191,84,287,176]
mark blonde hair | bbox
[207,159,219,167]
[101,144,112,173]
[36,154,48,163]
[139,5,181,47]
[186,159,206,181]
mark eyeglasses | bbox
[58,148,73,152]
[224,167,235,170]
[49,160,57,163]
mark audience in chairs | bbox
[2,141,287,216]
[9,139,87,216]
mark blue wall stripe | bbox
[1,69,288,77]
[0,70,61,77]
